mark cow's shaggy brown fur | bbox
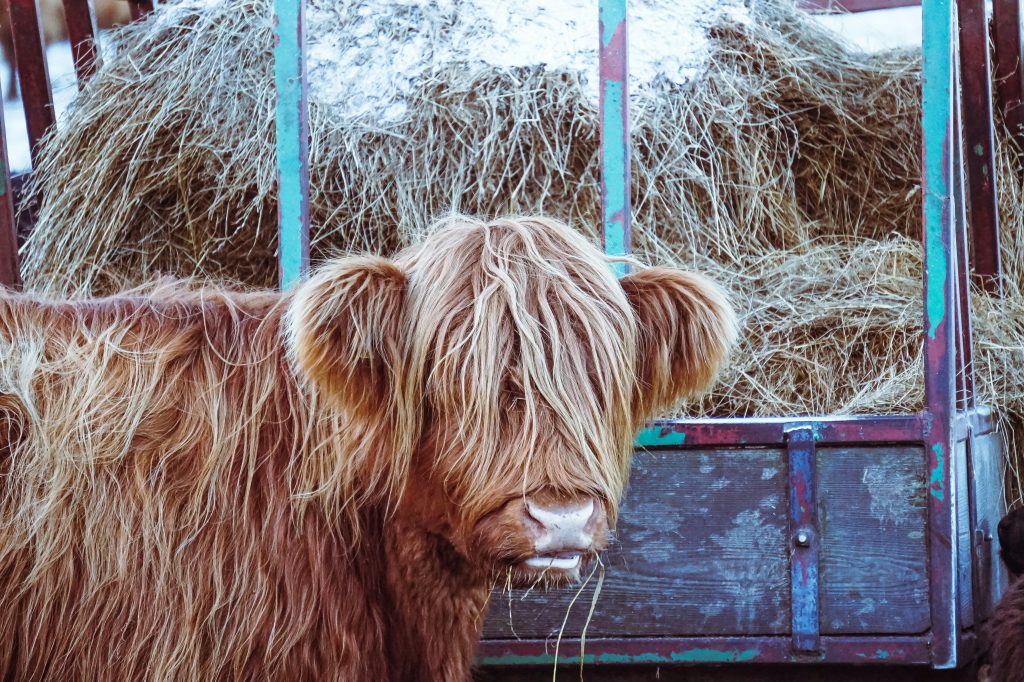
[0,216,735,680]
[990,508,1024,682]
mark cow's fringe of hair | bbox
[394,216,640,522]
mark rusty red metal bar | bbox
[637,415,926,448]
[62,0,101,84]
[992,0,1024,152]
[957,0,1004,296]
[0,104,19,289]
[9,0,55,166]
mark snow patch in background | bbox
[306,0,750,123]
[811,6,922,52]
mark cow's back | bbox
[0,287,388,680]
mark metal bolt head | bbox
[795,531,811,547]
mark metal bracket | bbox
[786,425,820,653]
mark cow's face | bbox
[287,217,736,587]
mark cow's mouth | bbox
[523,551,582,572]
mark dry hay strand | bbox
[16,0,1024,498]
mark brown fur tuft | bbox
[621,266,738,420]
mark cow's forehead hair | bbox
[393,216,638,511]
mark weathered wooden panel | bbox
[817,447,929,634]
[482,449,791,638]
[484,446,934,639]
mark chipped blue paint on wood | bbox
[274,0,310,289]
[599,0,631,276]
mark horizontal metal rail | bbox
[479,635,935,666]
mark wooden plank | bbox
[62,0,101,84]
[274,0,309,288]
[816,447,930,634]
[483,446,934,640]
[992,0,1024,154]
[482,449,791,638]
[599,0,630,275]
[921,0,960,668]
[0,102,19,288]
[956,0,1003,296]
[9,0,55,165]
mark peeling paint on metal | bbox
[929,442,946,501]
[274,0,310,289]
[921,0,950,339]
[634,426,685,448]
[598,0,626,47]
[602,78,627,261]
[671,648,759,663]
[479,648,760,666]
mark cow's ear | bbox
[286,256,408,415]
[620,266,737,420]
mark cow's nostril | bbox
[524,498,601,553]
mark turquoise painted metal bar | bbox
[920,0,959,668]
[599,0,631,275]
[274,0,310,289]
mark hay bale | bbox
[18,0,1024,498]
[22,0,919,289]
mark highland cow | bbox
[0,216,736,680]
[989,507,1024,682]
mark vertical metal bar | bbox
[10,0,55,165]
[63,0,101,85]
[126,0,154,21]
[0,101,20,289]
[274,0,310,289]
[599,0,631,273]
[992,0,1024,153]
[956,0,1003,296]
[951,64,976,409]
[922,0,960,669]
[787,426,820,653]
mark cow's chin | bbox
[499,551,596,588]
